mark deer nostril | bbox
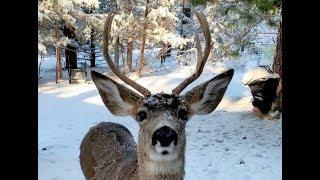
[162,150,168,155]
[152,126,178,147]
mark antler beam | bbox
[103,14,151,96]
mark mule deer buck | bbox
[80,12,234,180]
[158,43,172,67]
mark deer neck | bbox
[137,138,185,180]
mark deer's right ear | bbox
[91,71,143,116]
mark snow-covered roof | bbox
[242,67,279,85]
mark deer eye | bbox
[178,109,188,121]
[136,111,147,122]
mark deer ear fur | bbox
[183,69,234,115]
[91,71,142,116]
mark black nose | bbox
[152,126,178,147]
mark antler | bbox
[172,12,212,95]
[103,14,151,96]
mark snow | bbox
[38,42,47,54]
[38,53,281,180]
[143,95,160,105]
[242,67,280,85]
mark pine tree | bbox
[39,0,105,81]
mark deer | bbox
[158,43,172,67]
[79,12,234,180]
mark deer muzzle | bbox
[152,126,178,155]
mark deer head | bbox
[91,12,234,178]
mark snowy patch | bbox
[242,67,280,85]
[143,95,160,106]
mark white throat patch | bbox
[146,159,183,175]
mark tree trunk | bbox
[90,28,96,67]
[115,36,120,68]
[121,44,126,73]
[272,22,282,112]
[39,53,44,78]
[178,2,191,57]
[273,22,282,79]
[55,26,62,84]
[136,0,150,78]
[126,37,133,71]
[64,25,77,71]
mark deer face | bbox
[91,69,234,162]
[136,94,188,162]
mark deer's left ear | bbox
[183,69,234,115]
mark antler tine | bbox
[103,14,151,96]
[172,12,212,95]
